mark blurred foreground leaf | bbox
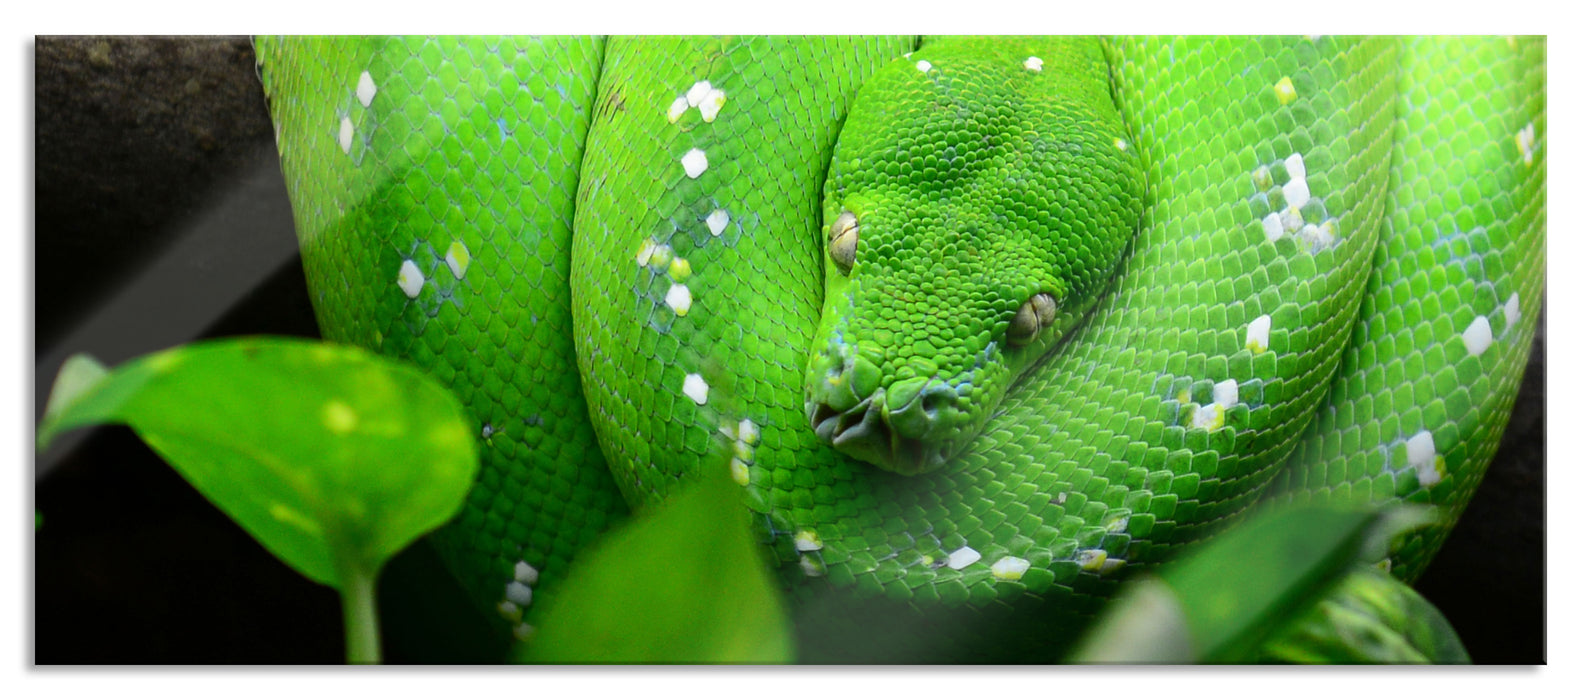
[516,467,793,664]
[1072,504,1432,663]
[1260,566,1469,664]
[36,338,480,662]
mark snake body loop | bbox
[256,35,1545,661]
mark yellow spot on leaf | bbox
[323,399,358,434]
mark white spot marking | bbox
[665,283,692,316]
[338,116,354,154]
[512,623,535,641]
[505,581,533,607]
[1284,152,1306,182]
[1055,492,1068,505]
[1114,137,1128,151]
[514,561,539,585]
[1023,56,1043,72]
[698,88,727,123]
[1212,379,1239,409]
[1246,314,1272,353]
[1463,315,1493,356]
[1262,212,1285,242]
[635,238,657,266]
[730,457,750,486]
[706,209,730,236]
[916,59,932,72]
[666,96,688,124]
[1284,178,1311,210]
[356,70,377,107]
[681,148,708,179]
[396,259,424,298]
[1191,403,1224,430]
[685,80,713,107]
[991,556,1030,581]
[738,418,760,445]
[1505,292,1522,327]
[946,546,981,570]
[794,530,823,552]
[1406,430,1441,486]
[1280,205,1305,233]
[683,373,709,405]
[1298,222,1334,252]
[1517,122,1536,166]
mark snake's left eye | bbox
[1007,293,1058,346]
[829,210,859,275]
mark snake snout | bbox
[806,350,958,475]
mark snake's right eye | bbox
[1006,293,1058,346]
[829,210,859,275]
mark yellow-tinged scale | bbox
[1274,76,1298,105]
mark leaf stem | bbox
[340,566,382,664]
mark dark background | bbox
[31,36,1546,664]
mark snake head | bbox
[803,37,1143,475]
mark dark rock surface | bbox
[32,36,1545,664]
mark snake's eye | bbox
[1007,293,1058,346]
[829,210,859,275]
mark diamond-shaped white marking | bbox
[1246,314,1272,353]
[1463,315,1493,356]
[356,71,377,107]
[1262,212,1284,242]
[681,148,708,179]
[946,546,981,570]
[338,116,354,154]
[665,283,692,316]
[991,556,1030,581]
[683,373,709,405]
[397,260,423,298]
[505,581,533,607]
[685,80,713,107]
[1406,430,1441,486]
[1284,152,1306,181]
[698,88,727,123]
[1213,379,1239,408]
[706,209,730,236]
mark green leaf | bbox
[35,337,480,591]
[515,466,794,664]
[1259,566,1470,664]
[1071,504,1432,663]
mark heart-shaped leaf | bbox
[36,337,479,592]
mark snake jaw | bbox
[807,377,957,475]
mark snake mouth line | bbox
[808,392,945,476]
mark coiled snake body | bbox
[256,36,1545,661]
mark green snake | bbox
[254,36,1545,661]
